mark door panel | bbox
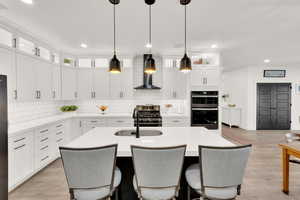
[257,83,291,130]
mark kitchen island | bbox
[65,127,234,200]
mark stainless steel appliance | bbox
[0,75,8,199]
[133,105,162,127]
[191,91,219,129]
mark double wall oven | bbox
[191,91,219,129]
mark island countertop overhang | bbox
[65,127,235,157]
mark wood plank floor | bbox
[9,126,300,200]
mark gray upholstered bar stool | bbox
[60,144,121,200]
[185,145,252,200]
[131,145,187,200]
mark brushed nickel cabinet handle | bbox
[40,129,48,133]
[40,137,49,142]
[41,156,49,162]
[14,144,26,150]
[40,145,49,151]
[14,137,25,143]
[56,138,63,143]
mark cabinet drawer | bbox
[84,118,106,127]
[108,118,133,127]
[163,117,189,127]
[10,136,28,149]
[37,127,50,139]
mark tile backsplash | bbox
[8,99,188,125]
[8,101,64,125]
[68,100,188,115]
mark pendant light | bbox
[144,0,156,74]
[180,0,192,73]
[109,0,121,74]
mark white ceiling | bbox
[1,0,300,68]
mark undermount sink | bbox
[115,130,163,137]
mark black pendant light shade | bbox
[180,0,192,72]
[145,54,156,74]
[109,0,121,73]
[109,54,121,74]
[180,53,192,72]
[144,1,156,74]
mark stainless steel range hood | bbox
[134,54,161,90]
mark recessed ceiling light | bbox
[145,43,152,48]
[20,0,33,5]
[80,43,88,48]
[211,44,218,49]
[264,59,271,63]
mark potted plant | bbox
[60,105,78,113]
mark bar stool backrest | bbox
[199,145,251,190]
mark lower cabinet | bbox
[107,117,133,127]
[8,131,34,190]
[222,107,241,128]
[8,120,68,191]
[162,117,189,127]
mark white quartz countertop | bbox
[65,127,234,157]
[8,113,189,136]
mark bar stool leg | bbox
[187,185,191,200]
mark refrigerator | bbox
[0,75,8,199]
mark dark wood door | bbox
[257,83,291,130]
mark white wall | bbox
[223,65,300,130]
[221,68,249,129]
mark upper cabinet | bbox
[16,53,55,101]
[61,66,77,100]
[109,59,133,100]
[163,58,188,99]
[191,68,220,87]
[77,68,93,100]
[16,53,36,101]
[52,64,61,100]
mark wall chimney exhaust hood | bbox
[134,54,161,90]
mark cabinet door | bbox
[0,47,16,102]
[16,53,36,101]
[36,60,53,101]
[163,66,187,99]
[61,66,77,100]
[121,68,133,99]
[109,73,122,99]
[203,69,219,86]
[93,69,110,99]
[77,69,93,100]
[52,65,61,100]
[10,132,34,186]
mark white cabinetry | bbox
[35,60,53,101]
[163,117,189,127]
[222,107,241,128]
[35,126,53,170]
[110,68,133,99]
[94,69,110,99]
[61,66,77,100]
[9,131,34,189]
[15,52,55,101]
[16,53,36,101]
[52,64,61,100]
[0,47,17,102]
[81,118,106,134]
[191,68,220,87]
[77,68,93,100]
[107,117,133,127]
[163,59,187,99]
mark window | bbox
[95,58,108,69]
[0,27,13,47]
[38,46,50,60]
[78,58,92,68]
[63,58,74,66]
[19,37,35,55]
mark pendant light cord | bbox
[149,5,152,54]
[113,4,116,55]
[184,5,187,54]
